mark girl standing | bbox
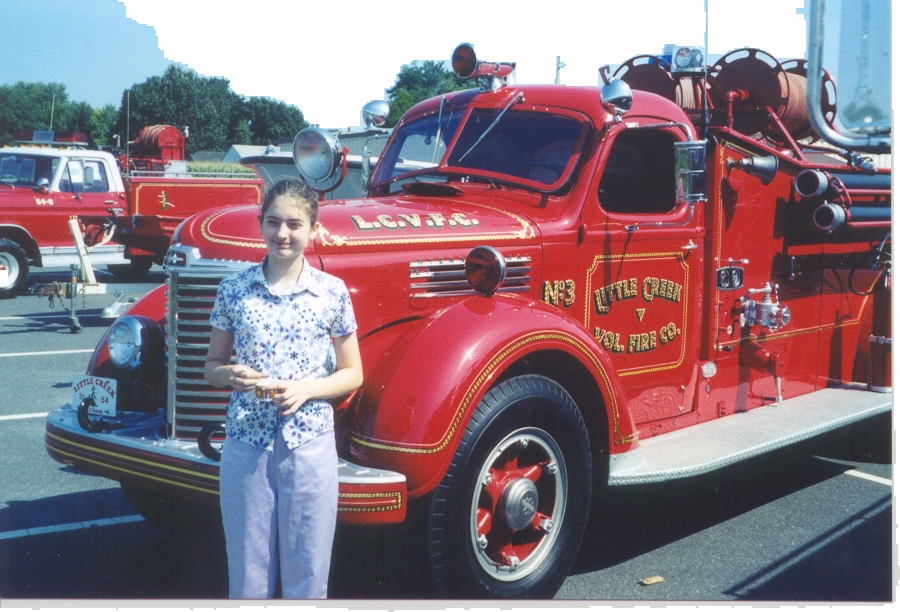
[204,179,362,598]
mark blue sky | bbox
[3,0,885,133]
[2,0,816,129]
[0,0,172,108]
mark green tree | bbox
[117,65,246,153]
[245,96,309,145]
[0,82,71,144]
[384,60,475,127]
[89,104,119,148]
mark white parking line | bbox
[0,412,50,421]
[0,515,145,541]
[0,349,94,358]
[814,456,893,487]
[0,314,74,321]
[843,468,893,487]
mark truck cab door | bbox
[579,126,704,426]
[56,157,117,253]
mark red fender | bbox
[87,283,168,376]
[348,294,635,497]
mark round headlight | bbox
[465,245,507,296]
[292,127,342,184]
[108,316,145,370]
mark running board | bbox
[608,385,892,486]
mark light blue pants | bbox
[219,429,338,599]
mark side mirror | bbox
[806,0,890,152]
[674,140,707,203]
[36,177,50,193]
[599,79,633,120]
[84,165,95,190]
[362,100,390,130]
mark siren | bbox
[727,154,779,185]
[451,43,516,91]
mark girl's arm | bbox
[204,327,266,392]
[276,331,363,416]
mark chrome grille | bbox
[410,254,531,298]
[166,247,249,440]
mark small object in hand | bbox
[255,379,278,401]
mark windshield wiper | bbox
[431,96,447,164]
[456,92,524,163]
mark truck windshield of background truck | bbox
[0,153,58,188]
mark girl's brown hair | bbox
[260,179,319,225]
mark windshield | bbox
[0,153,58,187]
[370,107,464,191]
[371,105,587,192]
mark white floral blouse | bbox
[209,257,357,450]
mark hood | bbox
[174,186,541,262]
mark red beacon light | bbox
[451,43,516,91]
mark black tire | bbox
[0,238,29,299]
[107,256,153,280]
[428,374,593,598]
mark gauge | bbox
[674,47,692,69]
[718,269,731,288]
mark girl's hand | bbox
[272,378,313,416]
[225,365,267,393]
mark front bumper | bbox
[45,404,407,524]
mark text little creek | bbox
[542,275,684,355]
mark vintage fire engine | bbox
[45,44,891,598]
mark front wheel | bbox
[0,238,29,299]
[428,375,593,598]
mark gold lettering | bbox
[593,328,625,353]
[544,280,577,308]
[450,212,472,227]
[376,214,399,229]
[642,277,683,303]
[426,213,445,227]
[593,278,637,314]
[627,331,658,353]
[564,279,576,307]
[397,213,421,228]
[351,215,377,230]
[543,281,560,306]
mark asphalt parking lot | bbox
[0,265,895,602]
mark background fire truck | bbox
[0,124,261,299]
[45,28,890,600]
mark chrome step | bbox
[608,385,892,486]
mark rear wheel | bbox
[0,238,29,299]
[428,375,593,598]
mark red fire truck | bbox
[44,44,891,598]
[0,125,261,298]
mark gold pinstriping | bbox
[350,331,634,452]
[337,491,404,513]
[47,430,219,481]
